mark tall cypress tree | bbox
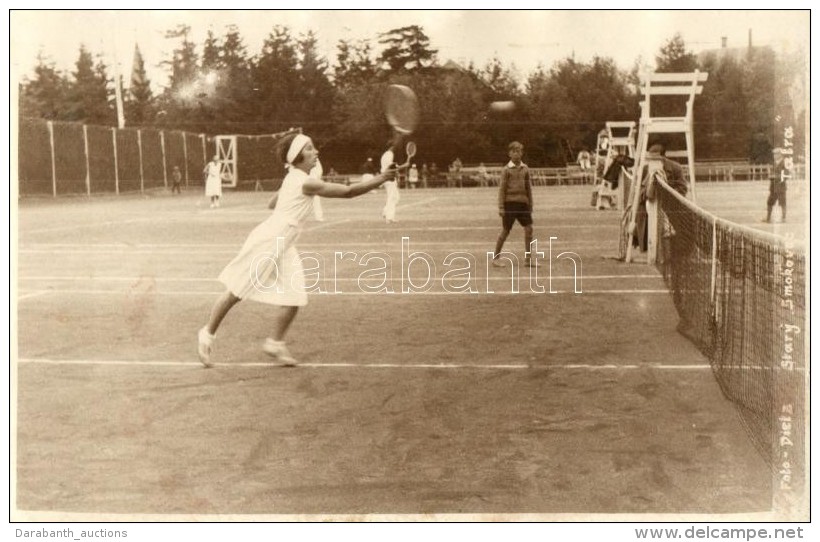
[127,43,153,124]
[655,33,698,73]
[159,24,200,129]
[218,25,252,128]
[252,25,300,128]
[334,39,376,89]
[295,31,335,138]
[378,25,437,72]
[21,52,69,119]
[66,45,113,124]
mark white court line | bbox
[17,291,52,301]
[19,249,243,255]
[397,196,440,210]
[302,218,352,232]
[25,216,164,235]
[17,240,622,256]
[16,357,711,370]
[17,288,670,297]
[19,274,661,282]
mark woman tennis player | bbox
[197,132,398,367]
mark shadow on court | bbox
[15,186,778,517]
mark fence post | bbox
[160,130,168,188]
[47,120,57,197]
[112,128,120,194]
[182,132,189,186]
[201,134,206,167]
[138,129,144,193]
[83,124,91,196]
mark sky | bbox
[10,9,810,92]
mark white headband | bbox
[286,134,311,164]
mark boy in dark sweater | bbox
[492,141,534,267]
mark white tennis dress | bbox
[218,168,314,306]
[204,161,222,197]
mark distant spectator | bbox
[171,166,182,194]
[597,133,610,155]
[577,149,592,170]
[763,147,787,223]
[203,155,222,208]
[451,157,464,187]
[408,164,419,189]
[478,162,489,187]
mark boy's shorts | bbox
[502,201,533,229]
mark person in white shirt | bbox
[203,155,223,208]
[408,163,419,189]
[197,133,397,368]
[381,133,404,223]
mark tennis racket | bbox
[385,84,420,135]
[400,141,417,170]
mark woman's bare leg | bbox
[206,291,241,335]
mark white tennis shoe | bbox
[263,339,299,366]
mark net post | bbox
[47,120,56,197]
[137,129,144,193]
[111,127,120,195]
[83,124,91,196]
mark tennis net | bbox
[653,179,806,498]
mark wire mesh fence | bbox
[17,118,222,196]
[18,118,300,196]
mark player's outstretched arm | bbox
[303,169,397,199]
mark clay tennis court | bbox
[14,182,805,518]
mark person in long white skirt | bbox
[381,135,403,223]
[203,155,222,208]
[197,133,397,367]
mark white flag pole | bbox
[106,16,126,129]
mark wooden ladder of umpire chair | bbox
[594,121,636,211]
[624,70,708,263]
